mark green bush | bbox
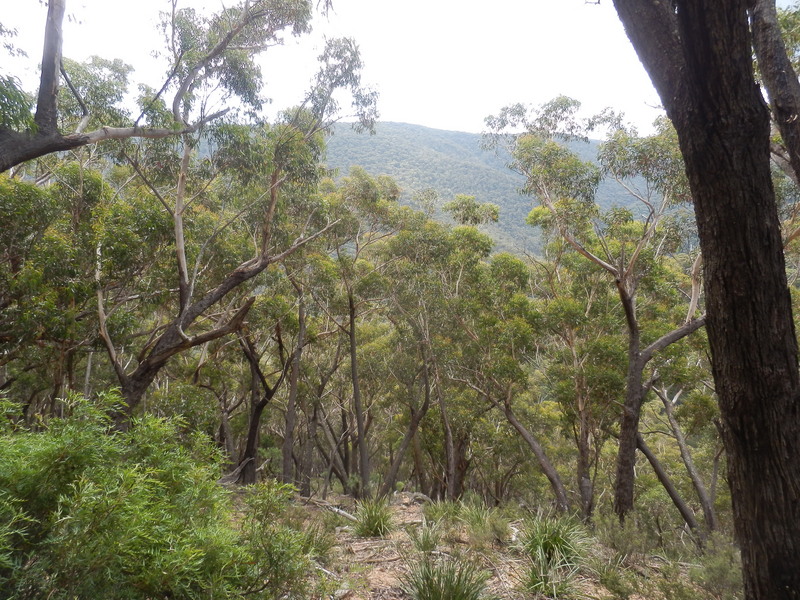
[592,510,658,565]
[0,392,316,599]
[517,515,589,566]
[354,497,394,537]
[424,499,462,525]
[459,501,510,548]
[690,533,743,600]
[409,519,443,554]
[401,556,491,600]
[516,515,589,599]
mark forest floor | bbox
[292,491,690,600]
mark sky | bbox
[5,0,664,134]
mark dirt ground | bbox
[298,492,662,600]
[302,492,540,600]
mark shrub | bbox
[592,510,657,565]
[402,556,491,600]
[354,497,394,537]
[459,501,510,548]
[690,533,743,600]
[0,392,316,599]
[517,515,589,566]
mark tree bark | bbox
[347,292,371,497]
[236,333,290,484]
[378,364,432,498]
[612,1,800,597]
[614,299,705,518]
[657,388,718,532]
[282,297,306,485]
[500,396,571,513]
[636,432,701,535]
[752,0,800,185]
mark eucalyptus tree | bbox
[379,216,470,499]
[486,101,706,520]
[0,0,315,173]
[313,167,405,497]
[610,3,800,595]
[529,249,626,519]
[94,31,376,426]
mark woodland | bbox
[1,1,800,599]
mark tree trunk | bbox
[752,0,800,185]
[411,431,429,496]
[282,298,306,485]
[636,433,701,536]
[236,334,288,485]
[612,2,800,597]
[658,389,718,532]
[614,295,705,519]
[501,398,570,513]
[613,305,644,519]
[378,366,432,498]
[576,422,594,521]
[298,403,318,497]
[348,293,370,497]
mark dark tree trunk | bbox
[411,431,428,496]
[612,1,800,597]
[636,433,701,536]
[378,366,432,498]
[613,287,705,520]
[431,362,458,500]
[239,400,267,485]
[752,0,800,184]
[613,291,644,518]
[298,403,318,496]
[575,423,594,521]
[236,333,289,485]
[451,433,470,499]
[501,397,570,513]
[318,408,351,496]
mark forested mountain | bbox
[325,122,637,253]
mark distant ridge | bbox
[324,122,633,254]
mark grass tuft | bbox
[402,556,491,600]
[354,497,394,537]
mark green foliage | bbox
[588,555,640,600]
[409,519,443,554]
[424,500,462,525]
[517,515,589,566]
[592,511,658,565]
[163,0,313,114]
[515,134,601,206]
[459,500,510,548]
[516,515,589,599]
[58,56,133,131]
[689,533,743,600]
[354,497,394,537]
[298,521,336,566]
[0,75,33,131]
[0,392,316,599]
[401,556,492,600]
[443,194,500,226]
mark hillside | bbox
[324,122,635,253]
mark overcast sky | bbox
[6,0,664,133]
